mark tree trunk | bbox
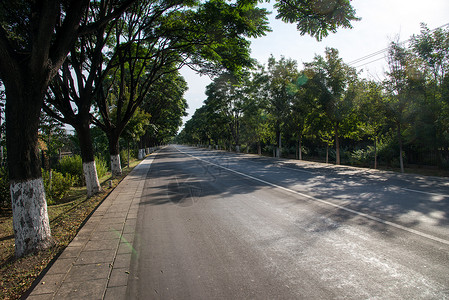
[258,141,262,156]
[127,140,130,168]
[374,137,378,169]
[108,133,122,176]
[83,161,101,196]
[74,120,102,197]
[335,123,340,165]
[137,139,145,159]
[5,84,53,257]
[276,129,281,158]
[296,143,298,160]
[111,154,121,176]
[10,179,53,257]
[234,119,240,153]
[397,123,404,173]
[298,134,303,160]
[138,149,145,160]
[326,143,329,164]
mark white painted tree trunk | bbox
[10,178,53,257]
[374,138,378,169]
[83,161,101,197]
[235,145,240,153]
[111,154,122,176]
[138,149,145,160]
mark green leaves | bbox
[274,0,360,41]
[304,47,357,122]
[153,0,270,75]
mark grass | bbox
[0,159,142,300]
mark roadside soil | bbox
[0,160,140,300]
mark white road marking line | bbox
[176,146,449,246]
[401,188,449,198]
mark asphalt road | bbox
[127,145,449,299]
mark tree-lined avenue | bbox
[127,145,449,299]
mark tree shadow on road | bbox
[138,146,449,246]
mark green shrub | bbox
[0,167,10,210]
[95,156,108,179]
[57,155,83,185]
[57,155,109,185]
[120,150,128,167]
[376,138,399,166]
[120,149,135,167]
[316,147,336,162]
[42,169,75,205]
[349,148,374,166]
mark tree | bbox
[274,0,359,40]
[121,107,150,164]
[0,81,5,166]
[43,1,123,196]
[0,0,135,257]
[180,106,213,146]
[267,56,299,158]
[304,106,335,163]
[39,113,71,170]
[411,24,449,89]
[0,0,359,257]
[409,24,449,165]
[354,80,387,169]
[384,41,424,172]
[240,67,270,155]
[304,47,358,165]
[92,0,270,175]
[286,72,312,160]
[177,0,360,150]
[204,73,248,152]
[139,71,188,148]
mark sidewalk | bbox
[27,154,156,300]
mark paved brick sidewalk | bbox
[27,154,156,300]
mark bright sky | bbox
[180,0,449,127]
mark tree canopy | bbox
[179,25,449,171]
[0,0,360,257]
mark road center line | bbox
[177,147,449,246]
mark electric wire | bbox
[347,22,449,69]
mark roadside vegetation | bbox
[0,2,446,298]
[177,25,449,174]
[0,107,159,299]
[0,157,141,300]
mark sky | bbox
[179,0,449,128]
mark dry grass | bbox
[0,160,141,299]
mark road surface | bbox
[127,145,449,299]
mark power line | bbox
[348,48,389,66]
[347,22,449,68]
[353,56,386,69]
